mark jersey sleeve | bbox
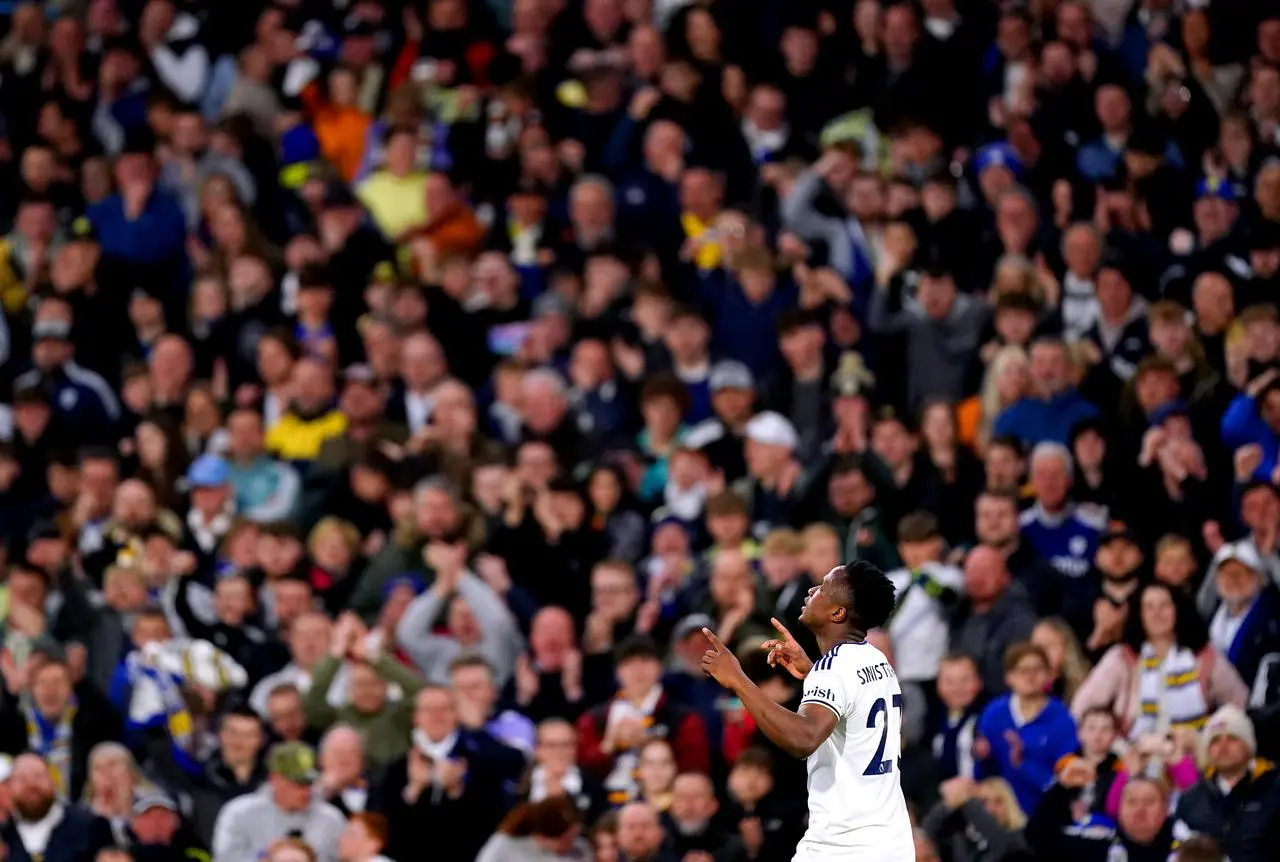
[800,662,854,720]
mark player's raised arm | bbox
[700,628,838,758]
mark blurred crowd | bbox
[2,1,1280,861]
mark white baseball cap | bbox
[744,411,798,450]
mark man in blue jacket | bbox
[994,338,1099,446]
[976,641,1078,815]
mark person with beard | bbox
[0,753,113,862]
[661,773,729,858]
[127,795,209,862]
[1074,526,1145,661]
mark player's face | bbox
[799,567,844,627]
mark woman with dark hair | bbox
[1071,582,1248,738]
[585,463,648,564]
[474,797,592,862]
[131,411,191,511]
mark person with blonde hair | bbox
[306,517,363,613]
[82,741,155,843]
[957,345,1030,453]
[921,775,1029,862]
[1032,618,1092,702]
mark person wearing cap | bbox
[683,359,757,483]
[1172,706,1280,862]
[14,297,121,447]
[210,742,345,862]
[129,792,210,862]
[1202,542,1280,685]
[1073,525,1146,657]
[734,410,804,537]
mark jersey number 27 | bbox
[863,694,903,776]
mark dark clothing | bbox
[949,584,1039,694]
[2,805,115,862]
[370,750,508,862]
[1173,764,1280,862]
[0,685,123,801]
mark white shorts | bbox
[792,838,915,862]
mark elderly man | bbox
[210,742,346,862]
[1203,543,1280,684]
[316,725,370,818]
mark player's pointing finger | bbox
[770,617,797,643]
[701,627,725,652]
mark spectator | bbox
[922,776,1030,862]
[976,642,1078,814]
[475,797,592,862]
[210,742,346,862]
[1172,706,1280,862]
[1,754,113,862]
[576,637,709,798]
[1072,582,1248,737]
[951,546,1038,693]
[994,339,1100,447]
[302,614,424,768]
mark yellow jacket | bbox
[265,410,349,461]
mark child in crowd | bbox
[931,652,985,781]
[977,643,1078,814]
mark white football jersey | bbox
[795,639,915,860]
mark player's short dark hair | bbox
[840,559,897,631]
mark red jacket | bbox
[576,692,711,780]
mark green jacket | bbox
[302,654,425,767]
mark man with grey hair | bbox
[519,367,586,467]
[316,724,369,817]
[1021,439,1104,582]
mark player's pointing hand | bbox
[700,628,745,689]
[760,617,813,680]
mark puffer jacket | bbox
[1172,759,1280,862]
